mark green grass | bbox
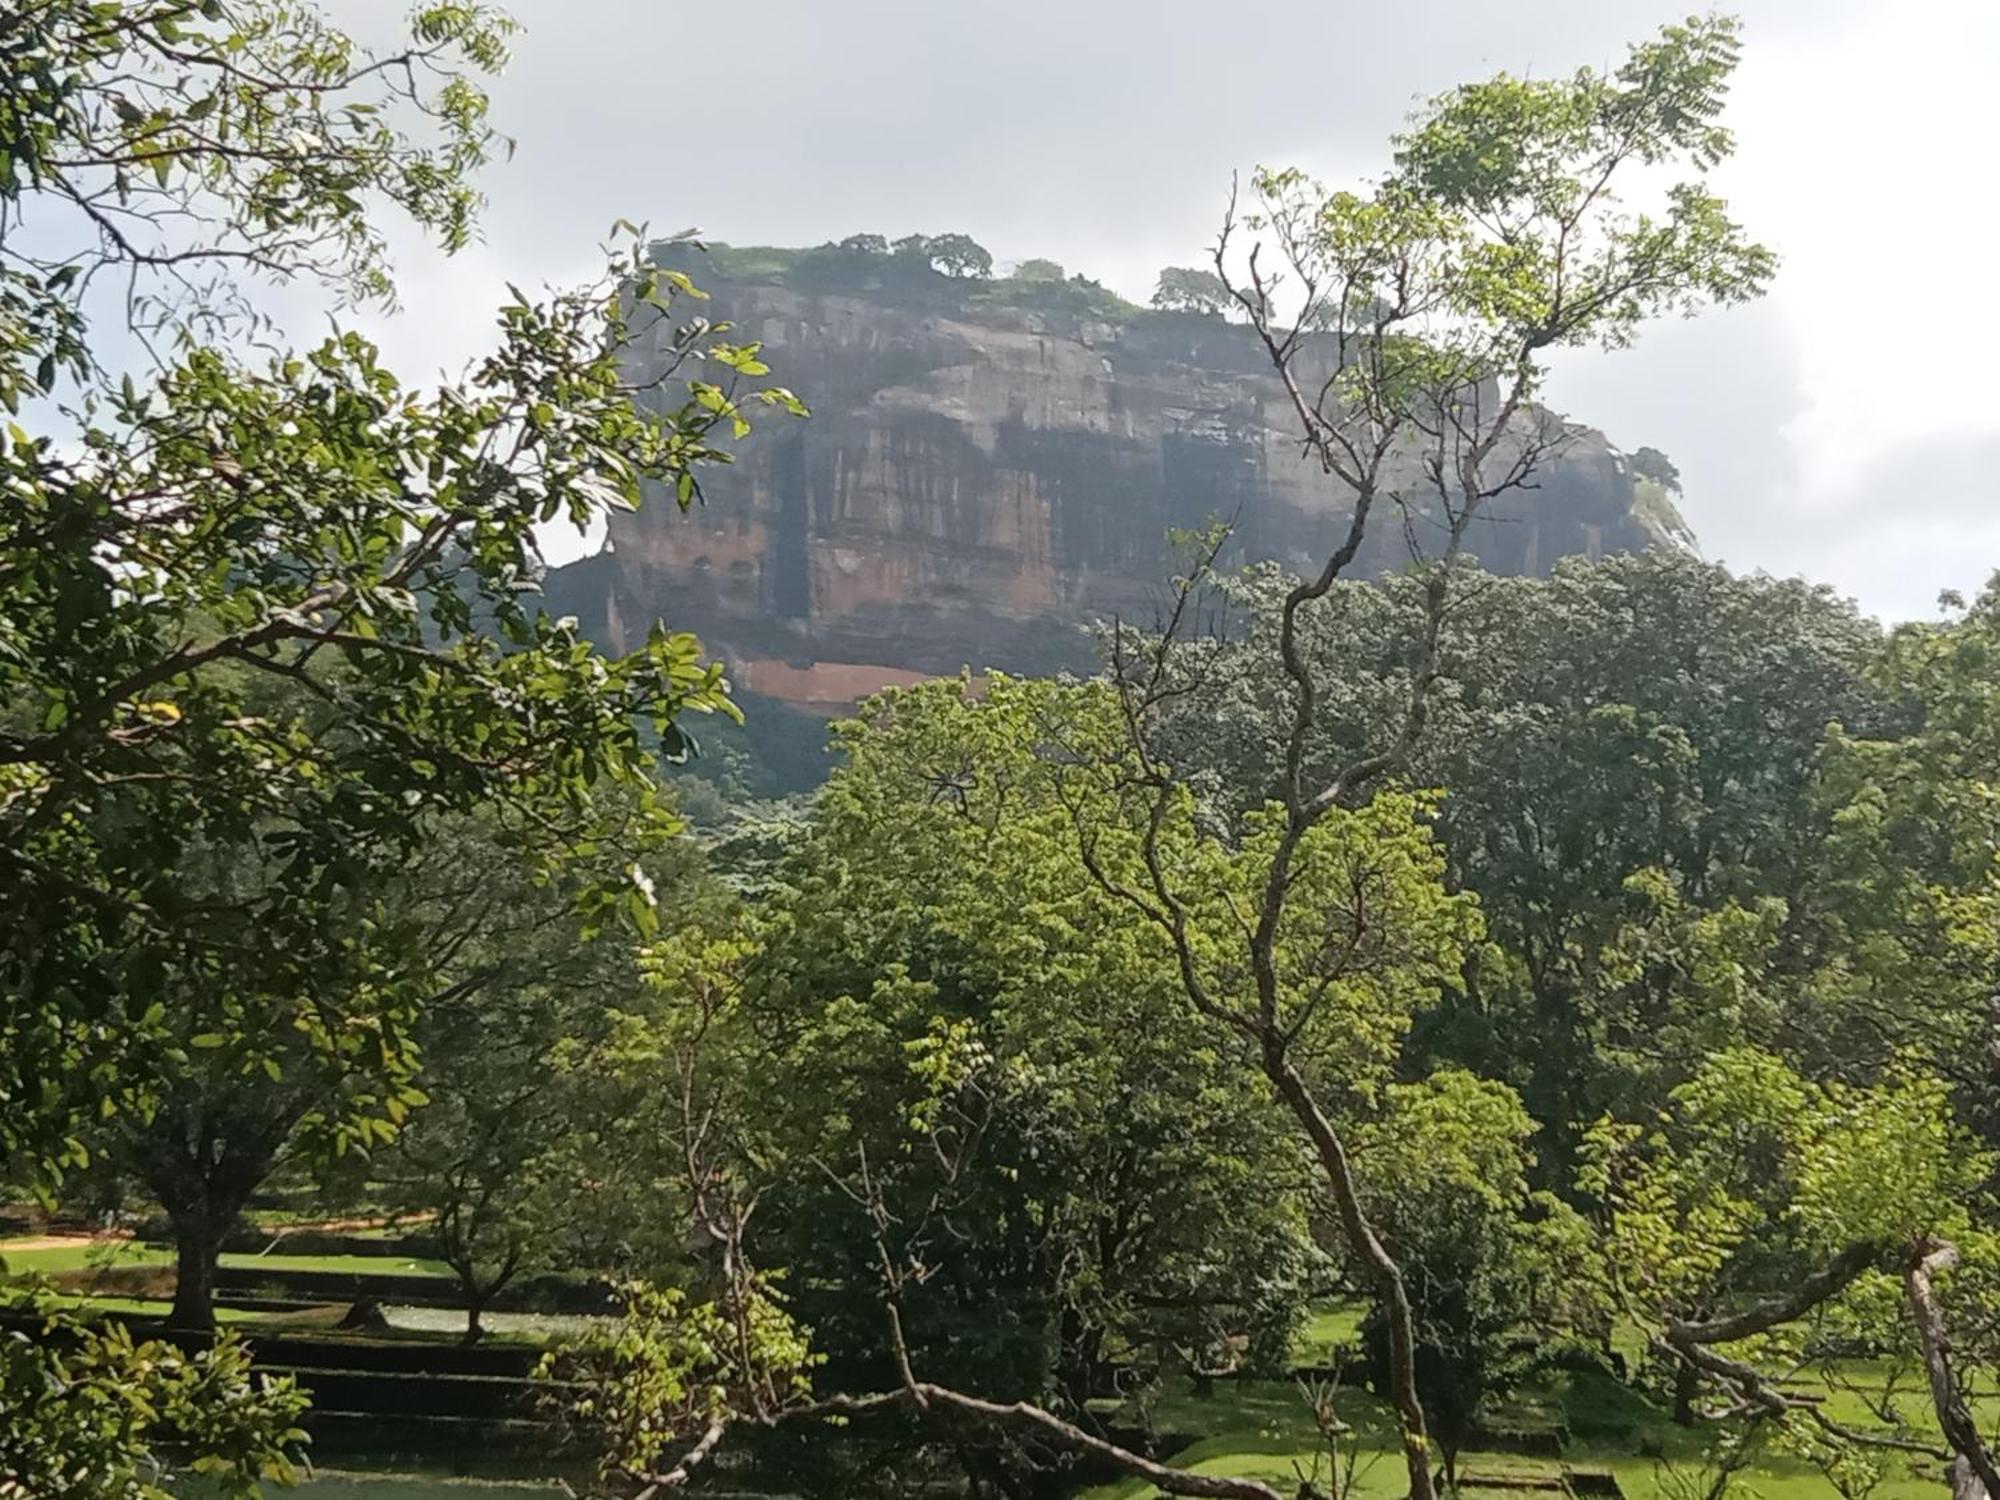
[1296,1300,1367,1366]
[694,242,803,280]
[1082,1361,1967,1500]
[0,1239,449,1279]
[1084,1378,1407,1500]
[0,1239,169,1274]
[218,1250,451,1277]
[17,1292,271,1325]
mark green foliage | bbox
[1229,794,1483,1091]
[0,1312,308,1499]
[1632,446,1684,494]
[1578,1039,1998,1462]
[663,238,1150,324]
[916,232,994,279]
[1354,1072,1587,1474]
[1583,1047,1989,1332]
[1799,578,2000,1097]
[1171,552,1884,1164]
[980,270,1147,321]
[0,0,518,406]
[385,810,721,1335]
[0,0,813,1485]
[0,238,802,1179]
[701,230,994,290]
[1151,265,1232,316]
[749,675,1327,1396]
[1788,1068,1989,1255]
[538,1279,818,1484]
[1231,13,1772,525]
[1583,871,1788,1106]
[1385,13,1775,353]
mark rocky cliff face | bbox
[547,257,1693,713]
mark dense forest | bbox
[2,6,1996,1500]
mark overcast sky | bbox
[313,0,1998,622]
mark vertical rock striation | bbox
[545,256,1693,713]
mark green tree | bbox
[548,674,1484,1500]
[1354,1072,1586,1488]
[81,791,686,1331]
[1,0,802,1478]
[2,0,803,1191]
[0,249,801,1182]
[0,0,561,1478]
[886,231,992,279]
[0,0,515,407]
[541,1280,820,1495]
[0,1311,308,1499]
[1161,552,1881,1170]
[1798,579,2000,1103]
[1079,20,1773,1496]
[550,21,1776,1500]
[925,232,993,279]
[1013,257,1064,281]
[1150,265,1231,315]
[390,814,717,1341]
[1418,557,1880,1164]
[755,678,1319,1412]
[1584,1048,2000,1491]
[548,678,1320,1485]
[1632,446,1684,494]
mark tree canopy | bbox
[8,12,1999,1500]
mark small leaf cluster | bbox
[0,1310,307,1500]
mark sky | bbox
[308,0,1999,622]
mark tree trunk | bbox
[1673,1357,1700,1427]
[463,1294,486,1345]
[169,1213,220,1331]
[1056,1304,1089,1413]
[124,1097,291,1336]
[1264,1049,1436,1500]
[1906,1241,2000,1500]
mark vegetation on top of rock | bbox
[8,11,2000,1500]
[1151,264,1235,316]
[652,235,1151,322]
[1633,445,1685,494]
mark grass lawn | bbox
[1296,1300,1367,1366]
[219,1250,452,1277]
[1083,1361,1965,1500]
[1802,1358,2000,1433]
[7,1290,576,1343]
[15,1291,272,1325]
[0,1239,170,1274]
[0,1238,449,1279]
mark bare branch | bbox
[1907,1240,2000,1500]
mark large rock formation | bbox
[547,251,1693,713]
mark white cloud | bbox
[316,0,1998,620]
